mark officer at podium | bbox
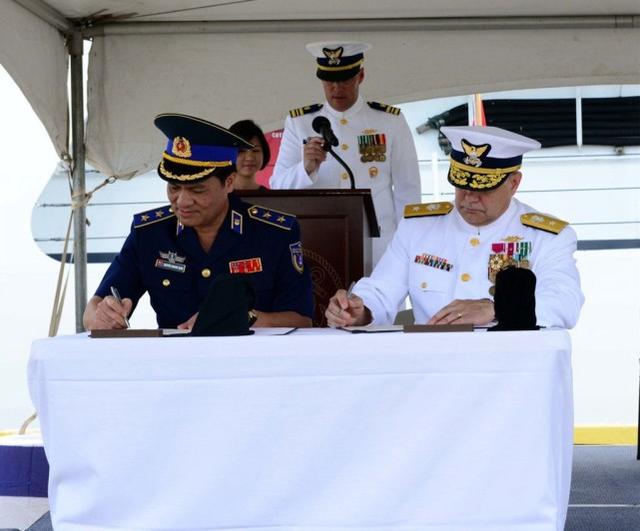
[83,114,313,330]
[270,41,421,264]
[325,126,584,329]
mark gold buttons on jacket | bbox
[420,281,428,290]
[341,144,349,151]
[461,273,471,282]
[470,237,480,247]
[341,173,349,180]
[340,118,348,125]
[201,268,211,278]
[162,279,170,287]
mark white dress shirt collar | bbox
[324,95,365,120]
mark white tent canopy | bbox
[3,0,639,178]
[0,1,68,157]
[1,0,639,328]
[87,26,640,179]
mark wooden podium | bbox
[236,189,379,326]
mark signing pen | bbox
[110,286,131,329]
[346,281,356,299]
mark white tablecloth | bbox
[28,328,573,531]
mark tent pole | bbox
[83,15,640,37]
[70,30,87,332]
[12,0,73,33]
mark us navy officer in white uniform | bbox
[325,126,584,329]
[270,41,421,264]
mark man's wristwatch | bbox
[247,309,258,327]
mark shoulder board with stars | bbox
[133,205,176,228]
[520,213,569,234]
[404,202,454,218]
[367,101,401,116]
[247,204,296,230]
[289,103,323,118]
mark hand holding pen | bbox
[325,281,371,328]
[109,286,131,329]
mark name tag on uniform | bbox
[155,250,187,273]
[155,259,187,273]
[229,258,263,274]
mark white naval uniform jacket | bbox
[353,198,584,328]
[270,96,421,264]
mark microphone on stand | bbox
[312,116,339,148]
[311,116,355,189]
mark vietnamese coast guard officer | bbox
[325,126,584,329]
[83,114,314,330]
[270,41,421,264]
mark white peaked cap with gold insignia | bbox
[442,126,541,160]
[441,126,541,191]
[305,41,371,81]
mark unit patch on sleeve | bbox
[404,202,454,218]
[520,213,569,234]
[289,241,304,273]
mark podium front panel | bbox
[237,191,374,326]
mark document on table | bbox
[161,329,192,336]
[404,324,474,333]
[251,327,298,336]
[338,325,403,333]
[90,328,298,338]
[339,324,480,333]
[90,329,191,338]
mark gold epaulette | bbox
[289,104,323,118]
[404,202,454,218]
[133,205,176,228]
[367,101,401,116]
[247,204,296,230]
[520,213,569,234]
